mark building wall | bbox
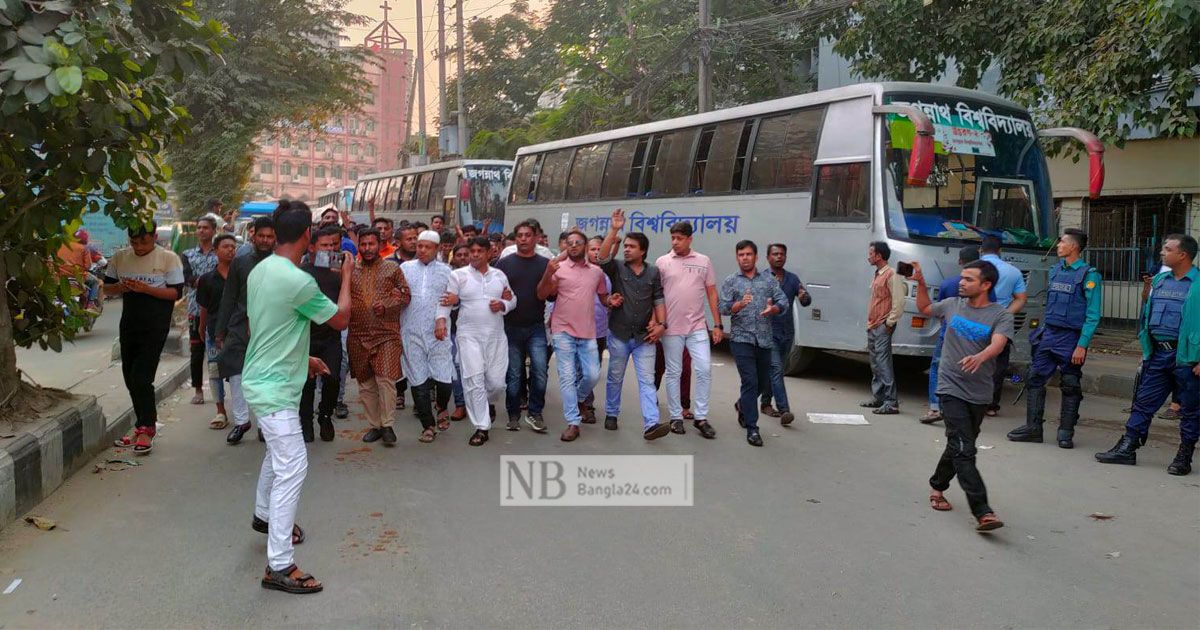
[245,47,411,202]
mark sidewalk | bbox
[1015,327,1141,400]
[1,300,190,531]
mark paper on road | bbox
[806,413,870,425]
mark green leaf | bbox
[44,70,62,95]
[23,79,48,104]
[9,60,51,80]
[23,255,45,280]
[122,59,141,72]
[17,25,45,45]
[83,66,107,81]
[62,31,83,46]
[53,65,81,93]
[131,98,150,119]
[23,44,49,64]
[43,38,70,63]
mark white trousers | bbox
[462,373,505,430]
[661,331,712,421]
[254,408,307,571]
[228,374,251,426]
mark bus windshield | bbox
[882,93,1055,250]
[458,164,512,232]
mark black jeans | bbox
[121,325,170,430]
[731,341,773,430]
[930,395,993,518]
[188,317,204,389]
[990,341,1012,408]
[411,378,452,430]
[300,337,343,435]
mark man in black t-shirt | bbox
[494,220,551,433]
[196,234,238,430]
[298,227,345,442]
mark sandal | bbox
[929,494,952,511]
[468,429,488,446]
[436,412,451,432]
[261,564,323,595]
[682,410,695,421]
[419,428,436,443]
[209,414,229,430]
[450,407,466,421]
[251,516,305,545]
[190,392,205,405]
[133,431,153,455]
[976,513,1004,532]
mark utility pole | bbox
[415,0,427,156]
[697,0,712,113]
[437,0,447,144]
[455,0,467,155]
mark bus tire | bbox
[784,345,819,376]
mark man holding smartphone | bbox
[862,241,906,415]
[298,226,347,442]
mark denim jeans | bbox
[731,341,773,431]
[605,335,659,428]
[867,324,897,407]
[761,335,792,412]
[552,332,599,425]
[661,330,711,420]
[927,331,944,411]
[506,324,549,417]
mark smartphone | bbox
[897,261,914,278]
[314,250,344,269]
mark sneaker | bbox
[506,416,522,431]
[643,423,670,440]
[334,402,349,419]
[524,413,547,433]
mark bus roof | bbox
[357,159,514,182]
[516,82,1028,156]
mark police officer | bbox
[1007,229,1101,448]
[1096,234,1200,475]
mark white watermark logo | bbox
[501,455,693,506]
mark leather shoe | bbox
[669,420,686,434]
[1058,438,1074,449]
[560,425,580,442]
[318,417,335,442]
[643,423,670,440]
[746,430,763,447]
[759,404,782,418]
[227,423,252,445]
[780,411,795,426]
[693,420,716,439]
[604,415,618,430]
[362,427,384,443]
[381,426,397,445]
[580,405,597,424]
[1006,424,1043,443]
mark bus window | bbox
[382,177,401,212]
[417,172,435,210]
[748,107,823,192]
[601,138,637,200]
[811,162,870,222]
[732,119,754,191]
[427,168,449,210]
[640,135,664,195]
[566,143,610,200]
[689,125,717,193]
[536,148,573,203]
[352,181,368,214]
[510,155,537,205]
[649,128,695,197]
[407,173,424,209]
[693,120,749,195]
[399,175,416,210]
[625,137,650,197]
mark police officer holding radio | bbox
[1007,229,1102,449]
[1096,234,1200,475]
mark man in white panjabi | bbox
[401,230,455,443]
[437,236,516,446]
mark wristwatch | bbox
[713,324,724,330]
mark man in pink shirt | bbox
[537,230,609,442]
[655,221,723,439]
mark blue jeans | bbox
[661,330,712,420]
[552,332,599,425]
[760,335,792,412]
[506,324,548,417]
[605,335,659,428]
[731,342,773,431]
[1125,348,1199,444]
[928,331,944,411]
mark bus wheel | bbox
[784,345,819,376]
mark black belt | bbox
[1154,340,1177,352]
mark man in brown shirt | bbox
[863,241,906,414]
[348,228,411,445]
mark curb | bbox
[0,358,190,534]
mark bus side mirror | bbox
[1037,127,1105,199]
[873,104,935,186]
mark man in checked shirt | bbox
[719,240,788,447]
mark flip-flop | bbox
[929,494,952,511]
[976,513,1004,532]
[436,413,451,432]
[419,428,436,443]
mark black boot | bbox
[1007,423,1043,443]
[1167,441,1196,476]
[1057,374,1082,449]
[1010,384,1046,443]
[317,414,335,442]
[1095,434,1141,465]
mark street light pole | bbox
[437,0,447,143]
[415,0,427,156]
[455,0,467,155]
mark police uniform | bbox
[1096,268,1200,473]
[1008,259,1101,447]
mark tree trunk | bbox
[0,254,19,405]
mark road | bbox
[0,351,1196,628]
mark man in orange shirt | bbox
[862,241,906,415]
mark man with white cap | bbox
[400,231,456,443]
[438,236,516,446]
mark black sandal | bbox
[261,564,323,594]
[469,429,489,446]
[251,516,305,545]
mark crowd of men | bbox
[96,197,1198,591]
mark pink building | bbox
[247,19,411,202]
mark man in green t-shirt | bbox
[242,203,352,595]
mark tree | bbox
[167,0,371,217]
[0,0,224,417]
[817,0,1200,145]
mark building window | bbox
[333,142,344,154]
[351,143,360,156]
[332,165,343,180]
[350,169,359,181]
[280,137,290,149]
[298,139,309,151]
[350,118,358,133]
[281,162,292,176]
[298,164,309,177]
[365,144,377,158]
[315,140,326,152]
[315,165,326,179]
[366,120,376,133]
[260,161,273,175]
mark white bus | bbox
[351,159,514,233]
[505,82,1104,373]
[316,184,356,214]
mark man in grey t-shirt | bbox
[913,259,1012,533]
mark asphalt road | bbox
[0,351,1197,629]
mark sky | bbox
[343,0,529,137]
